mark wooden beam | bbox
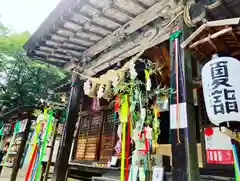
[51,74,82,181]
[169,17,200,181]
[83,25,170,76]
[82,0,178,57]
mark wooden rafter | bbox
[25,0,180,73]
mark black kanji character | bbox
[211,61,228,79]
[213,103,225,115]
[212,90,222,104]
[225,101,238,113]
[224,89,236,101]
[210,61,232,89]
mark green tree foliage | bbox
[0,20,69,111]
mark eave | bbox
[24,0,182,75]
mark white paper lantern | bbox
[202,54,240,126]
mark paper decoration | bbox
[128,166,139,181]
[83,79,91,95]
[110,156,118,166]
[91,97,100,111]
[170,103,187,129]
[129,61,138,80]
[112,76,119,87]
[145,126,152,140]
[144,69,151,91]
[202,54,240,126]
[103,82,112,100]
[97,85,104,99]
[152,167,164,181]
[139,167,146,181]
[83,79,98,97]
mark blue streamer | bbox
[233,144,240,174]
[30,148,40,181]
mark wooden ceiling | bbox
[24,0,182,75]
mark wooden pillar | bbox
[51,74,82,181]
[169,18,200,181]
[10,119,31,181]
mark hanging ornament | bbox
[129,61,138,80]
[157,96,169,111]
[120,95,129,181]
[108,70,119,88]
[114,96,120,113]
[98,74,113,100]
[83,79,91,95]
[112,75,119,88]
[103,81,113,101]
[91,97,100,111]
[144,69,151,91]
[115,70,126,87]
[97,84,104,99]
[145,126,152,140]
[83,78,98,98]
[153,105,160,141]
[139,167,146,181]
[140,108,146,127]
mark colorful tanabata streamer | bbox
[125,115,131,181]
[25,109,47,181]
[232,144,240,181]
[34,111,53,181]
[30,148,40,181]
[120,95,128,181]
[25,144,38,181]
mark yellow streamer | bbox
[144,69,149,80]
[30,109,47,159]
[120,95,128,181]
[120,95,129,124]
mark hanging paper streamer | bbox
[0,126,4,150]
[30,149,40,181]
[91,97,100,111]
[30,109,47,159]
[125,116,131,181]
[144,69,151,91]
[120,95,128,181]
[114,96,120,120]
[25,144,38,181]
[232,144,240,181]
[0,126,3,136]
[139,167,146,181]
[34,111,53,181]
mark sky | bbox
[0,0,61,34]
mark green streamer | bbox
[169,30,182,41]
[34,111,53,181]
[0,127,3,136]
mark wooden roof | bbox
[0,106,36,122]
[181,18,240,64]
[24,0,182,75]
